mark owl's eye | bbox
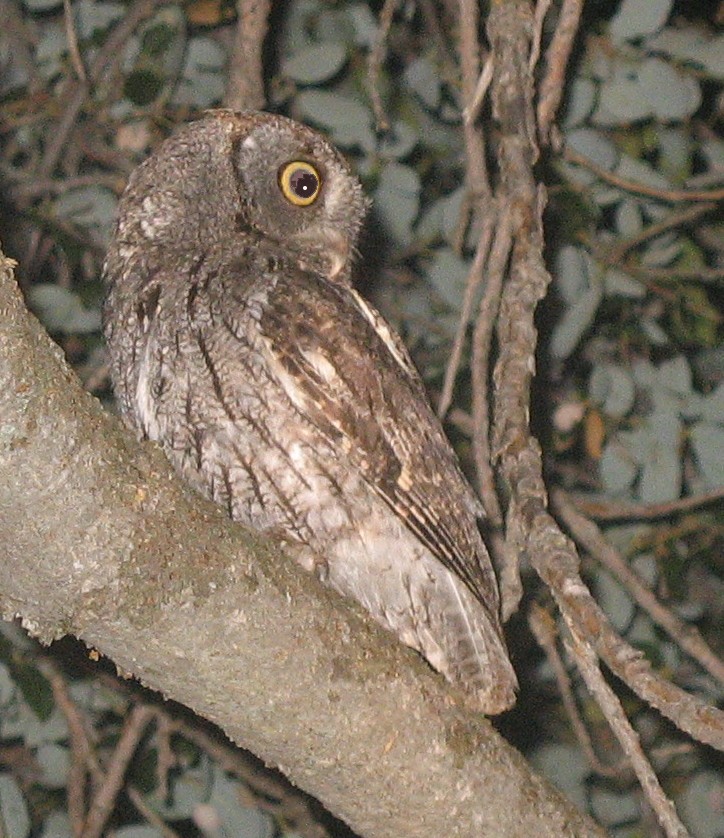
[278,161,321,207]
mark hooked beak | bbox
[292,228,352,282]
[323,229,351,281]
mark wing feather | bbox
[259,271,500,616]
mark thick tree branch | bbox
[0,251,603,838]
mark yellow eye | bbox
[278,161,322,206]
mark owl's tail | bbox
[414,558,518,714]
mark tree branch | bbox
[0,251,604,838]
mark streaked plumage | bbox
[103,110,517,713]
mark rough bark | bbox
[0,250,605,837]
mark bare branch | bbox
[224,0,271,110]
[553,489,724,687]
[529,605,620,778]
[569,488,724,522]
[0,251,605,838]
[367,0,400,132]
[563,141,724,202]
[567,631,691,838]
[37,0,170,179]
[537,0,584,140]
[81,705,156,838]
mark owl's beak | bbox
[321,229,351,281]
[291,228,352,282]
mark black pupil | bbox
[289,168,318,199]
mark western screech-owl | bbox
[103,110,517,713]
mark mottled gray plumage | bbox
[103,110,517,713]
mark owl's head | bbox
[232,112,370,281]
[111,111,369,284]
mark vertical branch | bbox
[367,0,400,131]
[567,632,692,838]
[481,11,724,827]
[450,0,507,550]
[224,0,271,110]
[537,0,584,141]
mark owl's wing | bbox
[256,271,500,616]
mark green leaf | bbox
[0,662,15,706]
[404,56,442,109]
[639,58,701,121]
[39,811,72,838]
[294,90,375,151]
[22,0,62,11]
[679,770,724,838]
[27,285,102,335]
[374,162,421,245]
[550,284,603,360]
[283,42,347,84]
[690,423,724,488]
[209,766,275,838]
[600,443,638,493]
[609,0,673,43]
[425,248,470,313]
[346,2,377,46]
[658,355,692,396]
[638,411,682,503]
[172,36,225,108]
[700,383,724,424]
[378,120,418,159]
[604,268,645,298]
[0,775,30,838]
[596,572,635,631]
[563,78,597,128]
[75,0,124,39]
[589,363,636,418]
[53,185,117,245]
[36,743,70,789]
[531,745,588,811]
[647,29,724,81]
[10,662,54,722]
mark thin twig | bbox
[533,512,724,750]
[81,704,155,838]
[8,173,123,202]
[367,0,400,132]
[224,0,270,110]
[569,487,724,522]
[463,55,494,127]
[471,209,513,531]
[537,0,584,140]
[417,0,458,75]
[36,658,97,836]
[529,0,552,74]
[604,202,717,264]
[173,718,330,838]
[601,259,724,284]
[154,710,175,801]
[553,489,724,686]
[457,0,491,198]
[38,0,168,178]
[529,604,621,778]
[127,786,181,838]
[566,630,691,838]
[437,218,494,419]
[62,0,87,82]
[563,142,724,203]
[485,0,724,755]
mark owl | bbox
[103,110,517,714]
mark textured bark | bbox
[0,250,605,837]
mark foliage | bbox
[0,0,721,836]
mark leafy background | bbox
[0,0,722,835]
